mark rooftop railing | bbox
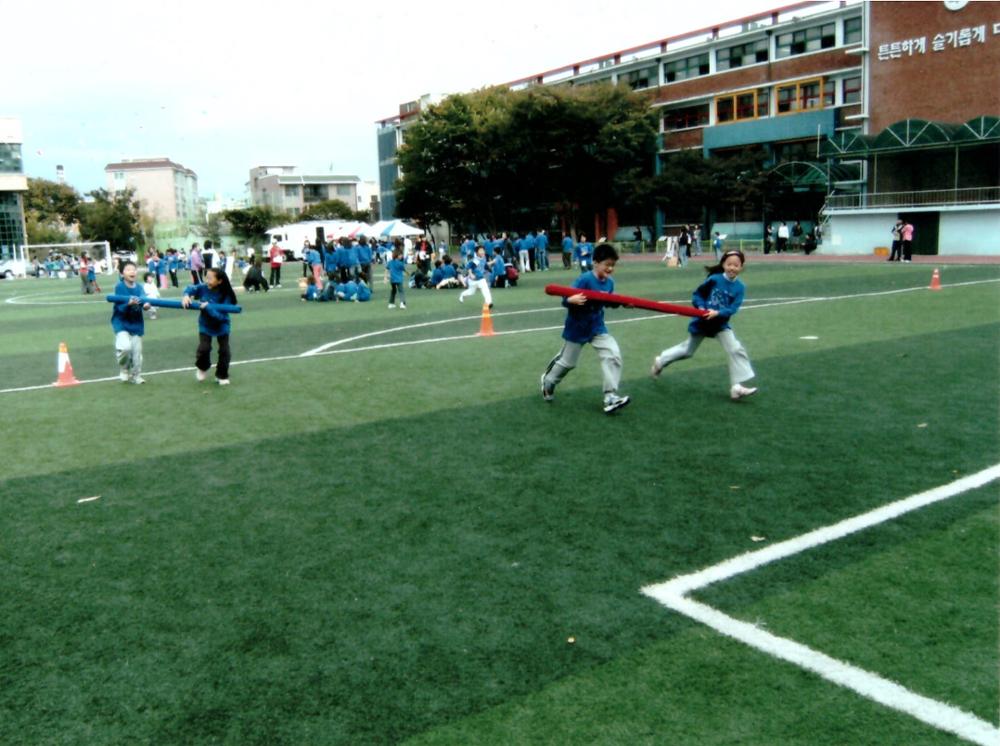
[825,187,1000,210]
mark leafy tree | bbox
[77,188,143,252]
[222,206,290,245]
[396,83,658,235]
[299,199,355,221]
[24,178,81,244]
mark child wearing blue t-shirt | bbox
[541,243,630,414]
[651,249,757,401]
[386,247,408,309]
[182,267,238,385]
[111,261,151,383]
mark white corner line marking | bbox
[76,495,101,503]
[642,464,1000,746]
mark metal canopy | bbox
[822,116,1000,158]
[769,161,862,187]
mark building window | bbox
[662,103,710,130]
[775,23,836,58]
[284,185,300,197]
[303,185,327,203]
[663,53,709,83]
[843,17,862,45]
[714,89,770,123]
[626,66,656,90]
[823,79,835,107]
[776,78,826,114]
[336,185,352,196]
[716,39,769,71]
[842,76,862,104]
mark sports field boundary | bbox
[642,464,1000,746]
[1,277,997,396]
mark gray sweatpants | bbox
[114,331,143,378]
[655,330,754,386]
[542,334,622,394]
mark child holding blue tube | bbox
[182,267,238,385]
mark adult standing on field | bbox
[189,242,204,284]
[776,222,789,253]
[901,220,915,262]
[888,219,903,262]
[269,239,284,287]
[561,233,574,269]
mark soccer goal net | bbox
[20,241,113,276]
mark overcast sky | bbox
[8,0,778,198]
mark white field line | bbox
[642,464,1000,746]
[2,278,998,396]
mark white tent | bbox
[381,220,423,238]
[361,220,393,237]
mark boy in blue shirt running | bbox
[111,260,151,383]
[541,243,630,414]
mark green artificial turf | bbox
[0,261,997,744]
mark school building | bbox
[0,117,28,259]
[376,0,999,255]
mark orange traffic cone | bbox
[54,342,80,387]
[478,304,495,337]
[929,268,941,291]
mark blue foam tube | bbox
[105,295,242,313]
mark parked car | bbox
[0,258,27,279]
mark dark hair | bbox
[204,240,213,250]
[593,243,619,264]
[705,249,745,275]
[206,267,238,304]
[143,272,154,283]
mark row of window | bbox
[662,76,861,131]
[284,184,354,200]
[632,17,861,90]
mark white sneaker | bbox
[119,370,129,382]
[400,303,406,309]
[603,393,631,414]
[196,369,207,382]
[388,303,395,309]
[730,383,758,400]
[130,376,146,384]
[217,378,230,386]
[540,374,555,402]
[650,357,664,378]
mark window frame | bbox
[843,16,862,45]
[716,38,769,71]
[775,77,826,115]
[713,87,771,124]
[842,75,862,104]
[775,22,836,58]
[662,103,711,131]
[663,52,710,83]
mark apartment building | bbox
[104,158,200,227]
[248,166,362,217]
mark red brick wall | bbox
[662,128,704,151]
[652,48,861,105]
[869,1,1000,131]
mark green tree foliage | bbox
[24,178,81,244]
[396,83,659,234]
[298,199,355,221]
[77,188,143,251]
[222,206,290,244]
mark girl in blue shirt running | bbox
[182,267,238,386]
[650,249,757,401]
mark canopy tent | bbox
[361,220,394,237]
[380,220,424,238]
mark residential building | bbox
[0,117,28,258]
[377,0,999,255]
[104,157,200,228]
[248,166,362,217]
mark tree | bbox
[222,206,290,245]
[77,188,143,251]
[299,199,355,221]
[24,178,81,244]
[396,83,659,235]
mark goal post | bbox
[20,241,113,274]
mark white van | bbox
[264,220,356,259]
